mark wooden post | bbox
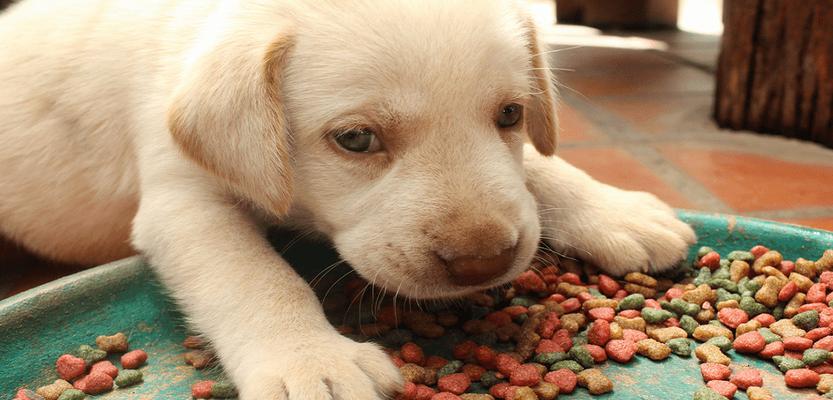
[715,0,833,147]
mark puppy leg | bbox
[523,144,696,275]
[133,177,402,400]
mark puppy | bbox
[0,0,696,398]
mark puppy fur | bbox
[0,0,696,398]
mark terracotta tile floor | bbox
[3,29,833,299]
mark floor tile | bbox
[558,65,714,98]
[660,146,833,212]
[558,147,694,208]
[557,103,602,143]
[595,94,715,135]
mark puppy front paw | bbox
[235,333,403,400]
[541,187,696,276]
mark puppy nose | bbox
[440,245,516,286]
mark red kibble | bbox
[474,346,496,369]
[509,364,541,386]
[535,339,563,354]
[808,283,828,304]
[598,275,621,297]
[415,384,436,400]
[552,329,573,350]
[753,313,776,327]
[700,252,721,270]
[462,364,485,381]
[622,329,648,343]
[14,389,40,400]
[560,298,581,314]
[718,308,749,329]
[665,287,684,300]
[644,299,661,309]
[587,320,611,346]
[90,360,118,378]
[733,331,766,353]
[401,342,425,365]
[706,380,737,398]
[430,393,461,400]
[605,339,637,363]
[750,245,769,258]
[799,303,827,313]
[780,260,795,275]
[503,306,528,318]
[546,294,566,303]
[613,290,628,300]
[485,311,512,327]
[584,344,607,363]
[452,341,478,361]
[425,356,449,369]
[400,382,417,400]
[759,341,785,359]
[822,271,833,286]
[785,350,804,360]
[191,380,214,399]
[730,368,762,389]
[778,281,799,302]
[664,318,680,328]
[812,364,833,374]
[783,337,813,351]
[560,273,582,285]
[700,363,731,381]
[815,336,833,350]
[618,309,641,319]
[391,355,406,368]
[514,271,546,292]
[489,382,510,399]
[784,368,820,388]
[56,354,87,381]
[820,309,833,327]
[537,319,557,338]
[73,372,114,395]
[495,354,521,376]
[806,327,832,341]
[437,373,470,395]
[121,349,148,369]
[577,292,594,303]
[544,368,577,394]
[588,307,615,322]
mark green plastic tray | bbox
[2,211,832,399]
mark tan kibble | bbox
[746,387,774,400]
[577,368,614,394]
[693,324,734,342]
[623,283,657,298]
[532,382,559,400]
[730,260,750,282]
[769,319,806,338]
[794,258,818,279]
[582,298,618,311]
[761,266,788,281]
[784,292,807,318]
[817,250,833,271]
[614,316,647,332]
[561,313,587,334]
[495,323,521,342]
[695,344,731,365]
[609,322,624,339]
[399,363,428,384]
[682,284,717,306]
[556,282,588,297]
[637,339,672,361]
[657,278,674,292]
[624,272,658,288]
[752,250,783,274]
[716,300,739,310]
[511,386,537,400]
[649,327,688,343]
[696,308,716,324]
[436,312,460,327]
[359,323,391,336]
[96,332,129,353]
[818,374,833,394]
[462,320,496,335]
[461,394,496,400]
[789,272,814,291]
[466,292,495,307]
[36,380,73,400]
[736,319,762,336]
[755,276,784,308]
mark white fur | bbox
[0,0,695,398]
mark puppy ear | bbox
[168,28,295,216]
[521,18,558,156]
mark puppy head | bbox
[169,0,558,299]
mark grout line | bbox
[560,90,736,214]
[741,207,833,221]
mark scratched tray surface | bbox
[1,211,832,399]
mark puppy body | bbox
[0,1,695,398]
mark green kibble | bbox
[758,328,782,343]
[472,331,498,346]
[667,338,692,357]
[641,308,674,324]
[744,280,763,295]
[211,381,238,399]
[773,355,806,372]
[716,288,741,303]
[697,246,715,258]
[569,345,595,368]
[76,345,107,365]
[680,315,700,335]
[588,288,606,298]
[803,349,831,366]
[437,360,464,377]
[711,266,731,281]
[510,296,536,307]
[666,298,699,316]
[480,371,501,387]
[551,360,584,373]
[739,296,768,317]
[708,279,737,293]
[793,310,820,331]
[693,386,727,400]
[694,268,712,286]
[515,314,529,324]
[534,352,568,365]
[57,389,85,400]
[618,294,645,311]
[772,305,785,320]
[727,250,755,263]
[115,369,143,387]
[705,336,733,352]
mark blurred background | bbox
[2,0,832,298]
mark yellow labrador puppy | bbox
[0,0,695,398]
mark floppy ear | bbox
[168,27,295,216]
[521,17,558,156]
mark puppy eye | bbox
[334,128,383,153]
[497,103,523,128]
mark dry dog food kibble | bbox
[73,372,113,395]
[114,369,143,387]
[120,349,148,369]
[55,389,84,400]
[95,332,129,353]
[35,379,72,400]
